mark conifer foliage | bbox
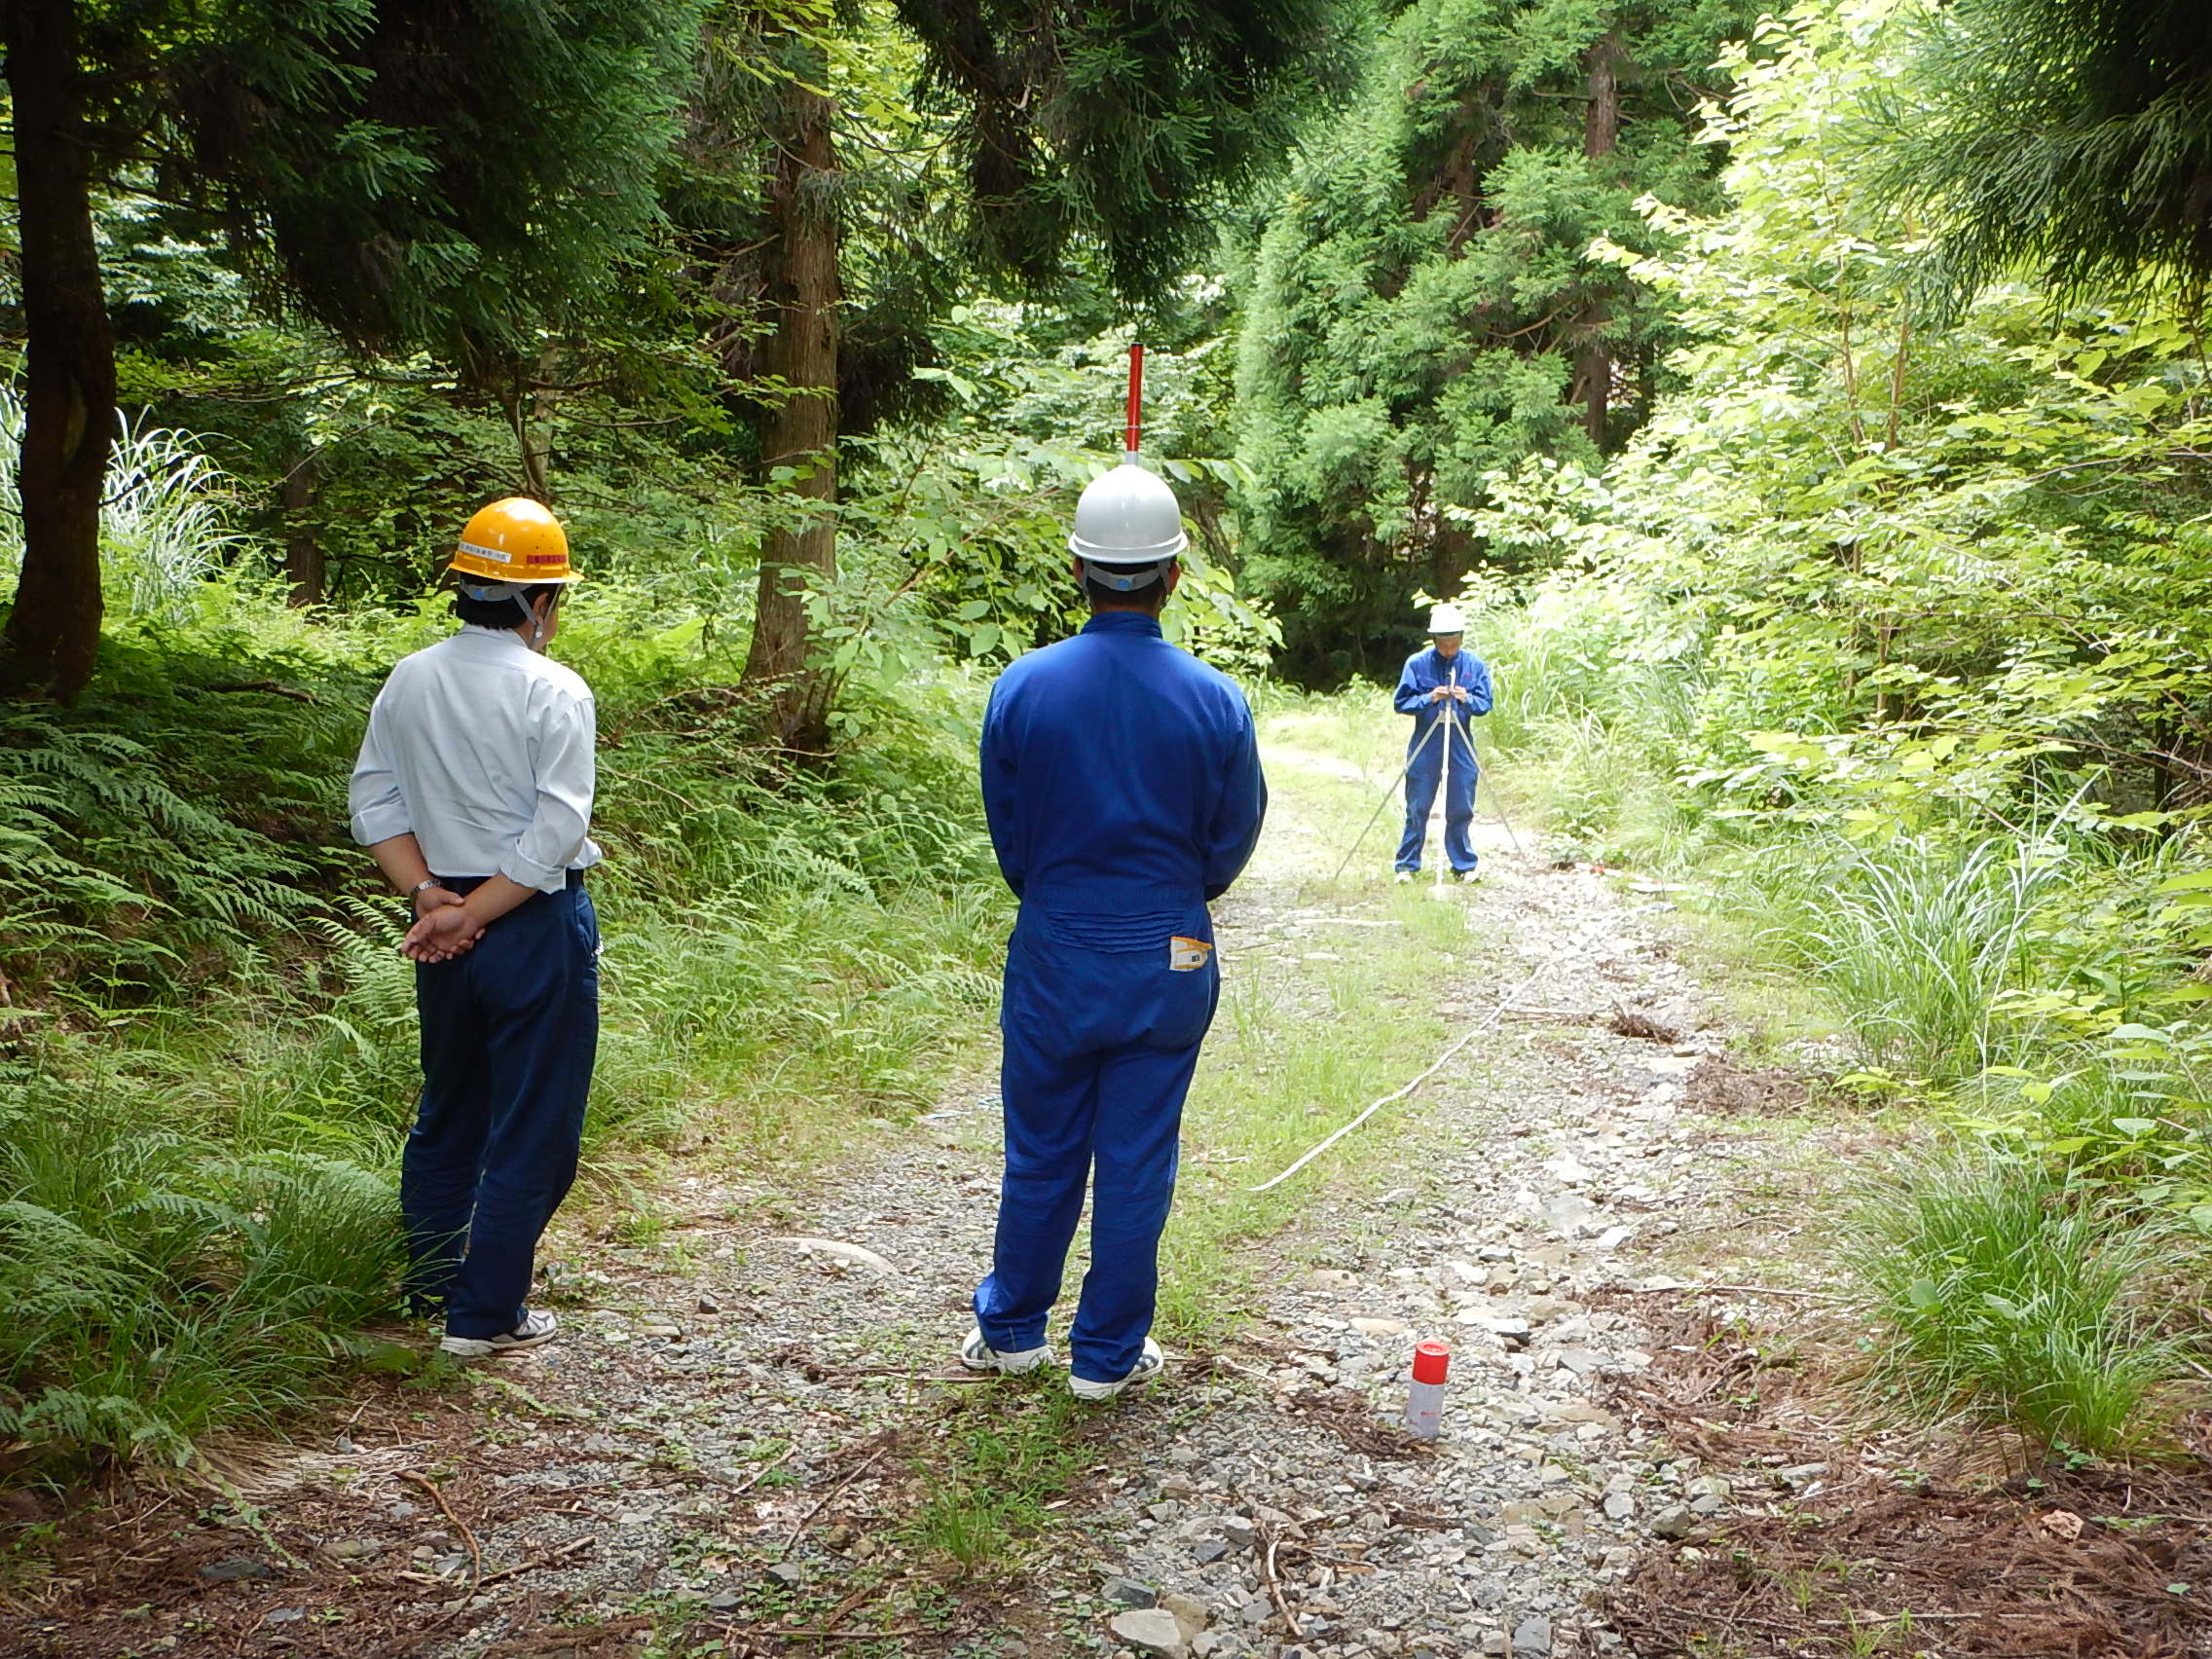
[0,0,701,701]
[1232,0,1751,681]
[1876,0,2212,310]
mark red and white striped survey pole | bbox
[1125,343,1144,463]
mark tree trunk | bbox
[281,449,324,607]
[740,64,840,755]
[514,344,562,502]
[2,0,117,702]
[1569,33,1625,450]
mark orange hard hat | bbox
[450,498,580,584]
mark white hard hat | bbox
[1427,603,1466,635]
[1070,461,1189,590]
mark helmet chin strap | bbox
[460,578,552,650]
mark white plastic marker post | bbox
[1406,1341,1450,1439]
[1126,342,1144,462]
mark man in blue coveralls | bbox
[964,459,1267,1401]
[1393,603,1493,882]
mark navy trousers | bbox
[1396,720,1479,874]
[976,907,1219,1382]
[404,872,599,1340]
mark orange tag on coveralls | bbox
[1168,936,1212,972]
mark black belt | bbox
[437,869,587,897]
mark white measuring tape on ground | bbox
[1245,961,1551,1194]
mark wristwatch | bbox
[410,877,443,899]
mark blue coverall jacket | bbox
[976,609,1267,1382]
[1393,645,1493,874]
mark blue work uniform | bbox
[975,610,1267,1383]
[1393,645,1493,875]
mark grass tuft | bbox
[1848,1152,2195,1456]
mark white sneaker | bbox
[960,1325,1050,1376]
[1393,871,1415,884]
[1070,1338,1165,1402]
[440,1308,559,1359]
[1455,868,1483,884]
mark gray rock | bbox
[1109,1606,1188,1655]
[1193,1538,1230,1564]
[322,1537,383,1562]
[1777,1462,1829,1488]
[707,1591,742,1611]
[1161,1592,1211,1639]
[1601,1493,1633,1521]
[1221,1515,1257,1546]
[767,1561,806,1587]
[196,1556,274,1582]
[1649,1505,1694,1540]
[1104,1575,1158,1608]
[1511,1615,1553,1656]
[263,1608,305,1627]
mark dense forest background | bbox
[6,0,2212,1486]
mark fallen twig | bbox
[477,1534,596,1587]
[471,1372,594,1422]
[400,1469,481,1587]
[1258,1524,1304,1640]
[729,1443,798,1496]
[784,1446,889,1551]
[722,1629,926,1643]
[484,1615,652,1656]
[1616,1282,1842,1303]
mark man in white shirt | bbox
[349,498,600,1358]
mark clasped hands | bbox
[1427,685,1471,703]
[404,886,484,964]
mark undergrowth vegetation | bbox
[1464,0,2212,1461]
[0,561,1006,1480]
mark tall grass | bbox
[0,392,235,620]
[1476,578,2211,1459]
[1850,1154,2194,1456]
[1746,836,2058,1081]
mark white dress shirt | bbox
[350,626,603,893]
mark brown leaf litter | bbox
[1601,1295,2212,1657]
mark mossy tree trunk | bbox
[741,61,841,756]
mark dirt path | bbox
[7,719,1829,1659]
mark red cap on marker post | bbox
[1412,1341,1451,1384]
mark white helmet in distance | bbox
[1070,461,1189,592]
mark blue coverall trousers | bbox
[1395,718,1479,875]
[405,871,599,1339]
[975,906,1220,1382]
